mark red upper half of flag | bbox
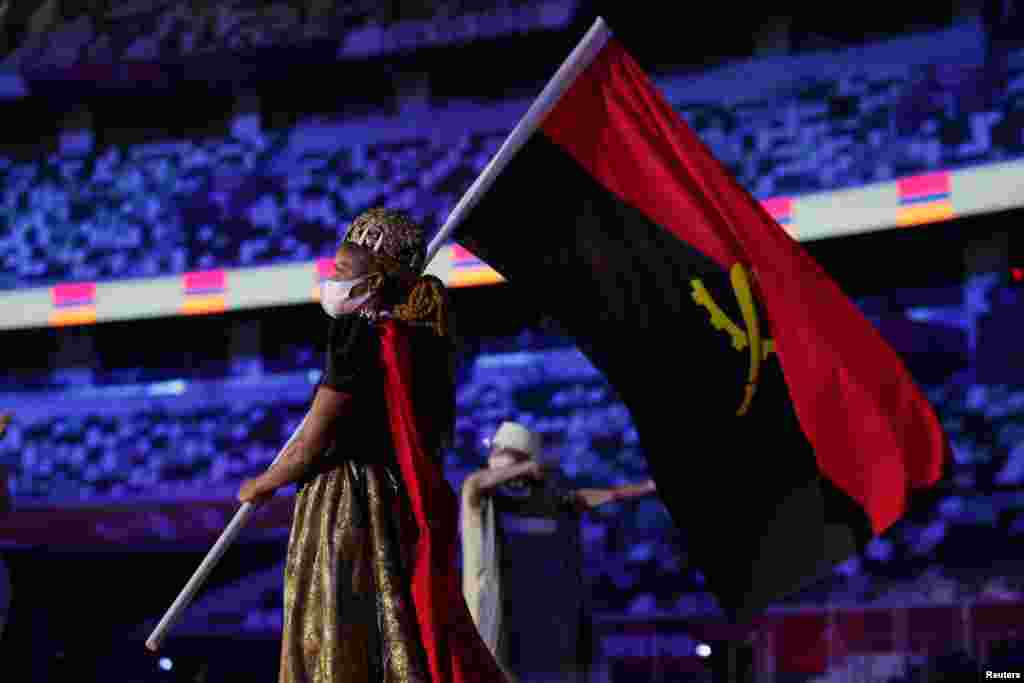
[539,38,948,535]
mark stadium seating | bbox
[1,33,1021,291]
[3,281,1024,620]
[1,0,576,70]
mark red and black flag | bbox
[446,20,949,620]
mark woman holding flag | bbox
[170,14,946,682]
[237,208,506,682]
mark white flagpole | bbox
[147,16,612,653]
[145,414,307,651]
[424,16,611,263]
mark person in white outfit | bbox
[460,422,656,682]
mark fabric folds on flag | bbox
[451,34,948,619]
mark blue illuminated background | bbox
[0,2,1023,681]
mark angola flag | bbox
[449,20,949,620]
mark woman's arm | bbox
[238,385,353,503]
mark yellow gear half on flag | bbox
[690,264,775,416]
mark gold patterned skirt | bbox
[279,459,431,683]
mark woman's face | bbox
[333,244,381,301]
[333,245,369,281]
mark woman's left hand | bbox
[238,477,274,506]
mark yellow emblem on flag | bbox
[691,264,775,416]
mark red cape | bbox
[379,320,508,683]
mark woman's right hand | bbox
[238,477,274,506]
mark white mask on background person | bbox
[320,276,373,318]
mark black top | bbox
[312,314,455,474]
[494,474,590,681]
[322,314,382,396]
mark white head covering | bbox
[491,422,542,460]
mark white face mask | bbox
[320,276,373,318]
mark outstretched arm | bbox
[572,479,656,512]
[462,460,546,508]
[238,385,353,503]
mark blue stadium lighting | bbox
[148,380,187,396]
[158,657,172,671]
[476,352,534,368]
[696,643,711,657]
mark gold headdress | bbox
[342,207,451,340]
[343,207,426,273]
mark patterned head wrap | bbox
[339,207,451,342]
[343,207,426,273]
